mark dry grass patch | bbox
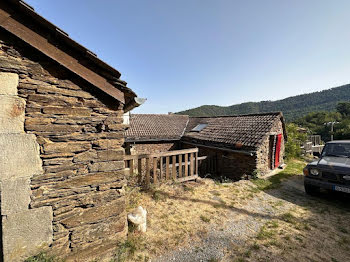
[226,188,350,261]
[124,178,263,261]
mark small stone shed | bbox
[0,1,142,261]
[125,112,287,179]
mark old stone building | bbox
[125,112,287,179]
[124,114,189,154]
[0,1,142,261]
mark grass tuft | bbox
[257,225,277,240]
[24,253,58,262]
[281,212,298,225]
[200,215,211,223]
[113,235,145,262]
[251,160,305,191]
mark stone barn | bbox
[0,1,143,261]
[181,113,287,179]
[125,112,287,179]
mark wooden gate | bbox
[124,148,199,188]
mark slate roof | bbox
[125,112,286,151]
[182,112,286,150]
[125,114,189,142]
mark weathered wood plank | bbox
[172,155,176,180]
[0,9,125,103]
[177,175,198,183]
[129,159,134,176]
[184,153,188,177]
[178,155,182,178]
[195,152,198,175]
[190,153,194,176]
[145,158,150,188]
[138,158,142,184]
[153,157,157,184]
[160,157,163,180]
[152,148,198,158]
[124,148,198,160]
[165,156,170,180]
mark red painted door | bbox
[274,134,282,168]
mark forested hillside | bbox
[177,84,350,121]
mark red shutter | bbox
[274,134,282,168]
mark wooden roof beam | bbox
[0,6,125,103]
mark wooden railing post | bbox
[138,158,142,184]
[153,157,158,184]
[129,158,134,176]
[178,154,182,178]
[184,153,188,177]
[195,151,198,175]
[145,157,150,188]
[165,156,170,179]
[160,157,163,180]
[172,155,176,180]
[190,153,194,176]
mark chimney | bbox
[123,111,130,125]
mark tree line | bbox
[294,101,350,141]
[177,84,350,121]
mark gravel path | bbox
[154,179,298,262]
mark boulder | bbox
[127,206,147,233]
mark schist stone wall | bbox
[0,32,128,261]
[256,119,285,174]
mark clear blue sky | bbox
[26,0,350,113]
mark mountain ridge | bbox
[177,84,350,121]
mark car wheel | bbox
[304,183,320,196]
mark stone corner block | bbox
[0,96,25,134]
[2,206,53,262]
[0,178,31,215]
[0,133,43,180]
[0,118,25,134]
[0,72,19,95]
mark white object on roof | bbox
[192,123,208,132]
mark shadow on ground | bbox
[266,175,350,213]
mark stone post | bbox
[0,72,53,262]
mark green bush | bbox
[285,123,307,159]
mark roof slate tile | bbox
[125,114,189,142]
[125,112,285,151]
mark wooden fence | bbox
[124,148,200,188]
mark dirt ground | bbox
[118,160,350,262]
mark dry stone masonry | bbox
[0,30,128,261]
